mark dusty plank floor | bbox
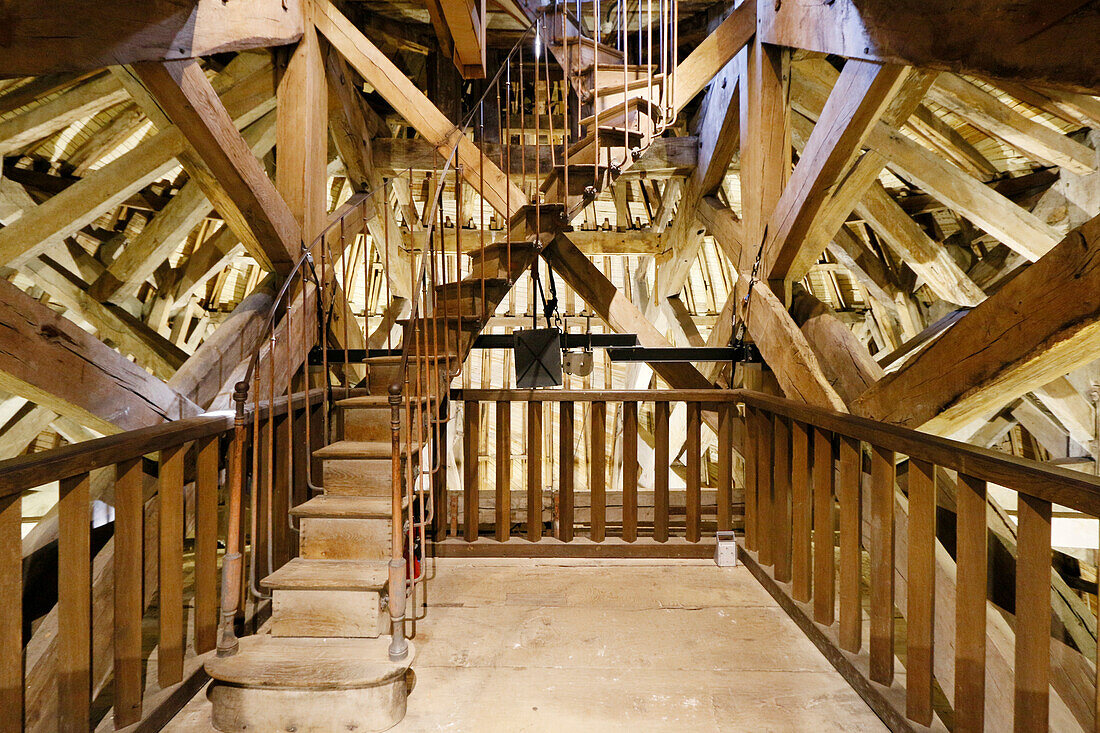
[168,558,887,732]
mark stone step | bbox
[205,635,413,732]
[263,558,389,639]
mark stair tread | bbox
[290,494,394,519]
[314,440,420,459]
[205,635,412,689]
[261,557,388,590]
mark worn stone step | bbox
[205,635,413,732]
[263,558,389,639]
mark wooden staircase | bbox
[203,374,415,732]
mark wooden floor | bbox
[167,557,887,732]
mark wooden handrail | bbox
[451,388,741,402]
[0,388,325,498]
[735,389,1100,516]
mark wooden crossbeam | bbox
[758,0,1100,94]
[0,278,199,433]
[0,74,129,156]
[132,60,300,273]
[853,212,1100,435]
[0,0,302,77]
[761,60,910,289]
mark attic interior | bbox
[2,0,1100,730]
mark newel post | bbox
[388,381,409,662]
[216,381,249,656]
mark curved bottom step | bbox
[205,635,414,733]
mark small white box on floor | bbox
[715,531,738,567]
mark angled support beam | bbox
[853,212,1100,435]
[0,74,129,156]
[132,60,301,273]
[315,0,523,219]
[0,279,200,433]
[437,0,486,78]
[761,59,910,290]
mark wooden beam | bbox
[315,0,523,219]
[0,74,129,156]
[89,112,278,303]
[927,75,1095,175]
[758,0,1100,94]
[324,46,414,299]
[762,60,910,288]
[0,278,199,433]
[669,0,757,114]
[170,227,244,302]
[438,0,486,78]
[853,212,1100,434]
[0,0,302,78]
[132,60,300,273]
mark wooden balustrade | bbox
[0,389,323,730]
[443,389,739,554]
[737,389,1100,732]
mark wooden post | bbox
[58,473,90,731]
[527,401,543,540]
[717,402,734,532]
[495,401,511,541]
[838,436,861,653]
[0,494,21,732]
[869,445,896,685]
[622,401,638,542]
[772,415,792,581]
[686,402,702,543]
[1014,494,1052,731]
[812,427,835,625]
[463,400,479,541]
[791,420,811,602]
[956,473,988,731]
[559,401,575,541]
[158,444,186,687]
[194,436,220,654]
[114,458,144,727]
[744,407,758,550]
[906,459,936,725]
[757,410,774,566]
[654,401,670,542]
[590,401,606,542]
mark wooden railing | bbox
[0,389,323,731]
[738,389,1100,732]
[443,389,737,551]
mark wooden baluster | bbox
[654,401,670,542]
[528,401,543,541]
[1014,494,1052,732]
[0,493,21,732]
[686,402,702,543]
[907,459,935,725]
[463,400,479,542]
[869,445,896,685]
[58,473,90,732]
[272,415,290,567]
[433,401,449,540]
[956,473,987,731]
[772,414,792,581]
[114,458,144,726]
[496,401,511,541]
[838,435,861,653]
[791,420,811,602]
[812,427,835,625]
[717,402,734,533]
[590,400,607,542]
[194,436,220,654]
[159,444,186,687]
[744,407,757,551]
[757,410,774,566]
[622,401,638,542]
[559,401,575,541]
